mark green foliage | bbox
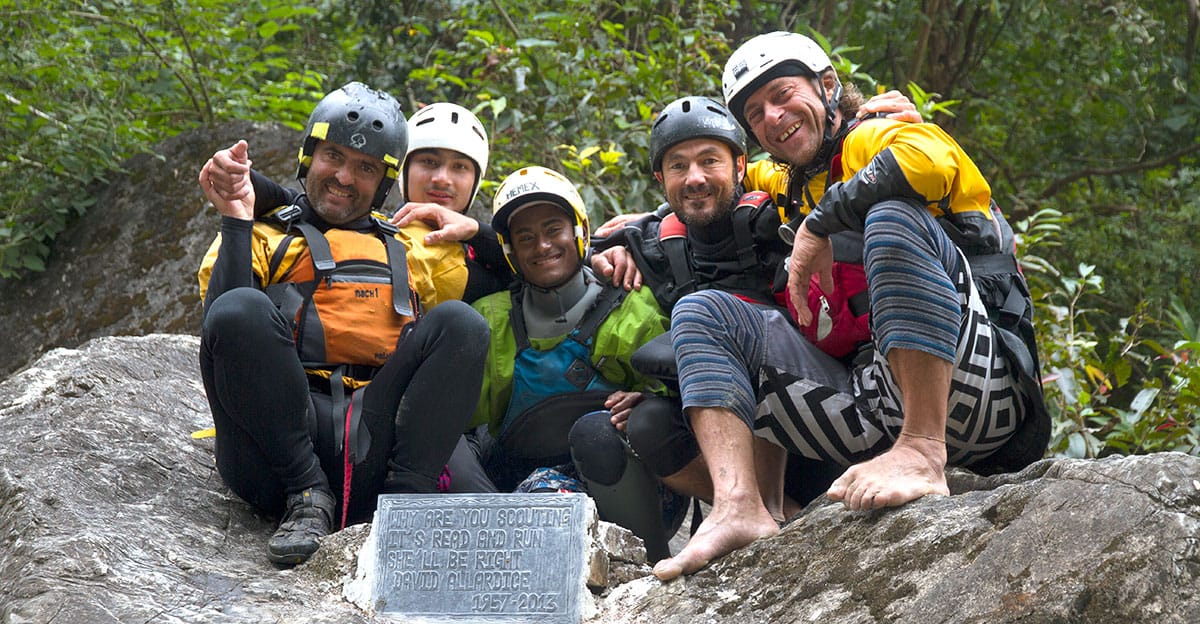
[903,82,959,120]
[344,0,739,224]
[4,0,1199,462]
[0,0,343,278]
[1018,209,1199,458]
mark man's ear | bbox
[735,153,747,183]
[821,70,840,95]
[654,171,664,185]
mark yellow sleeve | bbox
[744,159,790,202]
[395,223,469,311]
[840,120,992,219]
[744,158,827,221]
[196,221,296,300]
[197,234,221,301]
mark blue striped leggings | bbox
[671,200,1028,467]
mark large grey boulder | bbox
[2,334,1198,623]
[0,334,367,623]
[593,458,1200,623]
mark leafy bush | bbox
[347,0,740,225]
[1018,209,1199,458]
[4,1,1198,462]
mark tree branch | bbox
[908,0,941,83]
[489,0,520,38]
[164,3,214,125]
[1038,143,1200,199]
[67,9,207,123]
[1186,0,1198,94]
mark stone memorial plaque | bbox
[371,493,588,623]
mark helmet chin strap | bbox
[801,76,844,178]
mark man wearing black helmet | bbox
[597,95,856,540]
[196,82,489,565]
[648,32,1047,580]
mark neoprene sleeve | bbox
[803,148,923,237]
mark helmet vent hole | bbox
[681,101,691,113]
[450,112,460,123]
[346,111,360,122]
[371,119,384,131]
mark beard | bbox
[307,178,372,225]
[670,179,738,228]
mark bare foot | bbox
[653,500,779,581]
[826,437,948,511]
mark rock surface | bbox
[2,334,1198,623]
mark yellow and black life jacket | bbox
[260,204,420,388]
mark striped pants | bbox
[672,200,1029,468]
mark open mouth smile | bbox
[324,183,354,200]
[776,120,803,144]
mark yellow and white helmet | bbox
[491,166,590,274]
[403,102,490,207]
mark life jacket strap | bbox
[659,213,695,296]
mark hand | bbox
[591,246,643,291]
[390,202,480,245]
[858,89,922,124]
[605,390,646,431]
[786,222,834,326]
[594,212,647,238]
[198,140,254,220]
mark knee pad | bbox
[624,396,676,456]
[567,411,626,486]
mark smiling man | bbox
[196,83,490,566]
[644,32,1049,580]
[389,102,513,303]
[451,166,686,562]
[596,96,854,576]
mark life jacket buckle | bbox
[274,202,303,225]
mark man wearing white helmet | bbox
[650,32,1048,580]
[450,166,686,562]
[389,102,514,303]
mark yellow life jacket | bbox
[199,207,421,387]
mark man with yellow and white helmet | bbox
[450,166,686,562]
